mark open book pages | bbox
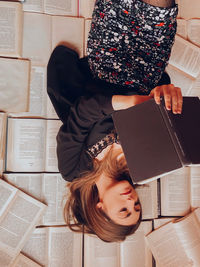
[11,253,42,267]
[0,58,30,113]
[0,179,46,267]
[166,64,195,96]
[135,180,158,219]
[4,173,67,226]
[153,218,175,230]
[6,118,62,172]
[160,166,200,216]
[0,113,7,175]
[22,0,78,16]
[146,208,200,267]
[178,0,200,20]
[79,0,95,18]
[177,19,200,47]
[22,227,82,267]
[0,1,23,57]
[23,12,85,65]
[8,65,58,119]
[85,19,92,56]
[169,35,200,79]
[84,221,152,267]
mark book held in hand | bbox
[112,97,200,184]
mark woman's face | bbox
[97,180,141,226]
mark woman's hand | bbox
[149,84,183,114]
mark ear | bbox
[96,201,103,209]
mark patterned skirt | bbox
[87,0,178,95]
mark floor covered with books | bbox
[0,0,200,266]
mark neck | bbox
[95,173,114,200]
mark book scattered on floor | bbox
[112,97,200,184]
[0,57,30,113]
[0,1,23,57]
[6,118,62,172]
[11,253,42,267]
[0,113,7,175]
[146,208,200,267]
[0,179,46,267]
[160,166,200,216]
[22,227,82,267]
[84,221,153,267]
[4,173,67,226]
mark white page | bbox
[0,179,17,218]
[190,166,200,208]
[23,12,52,65]
[0,1,22,57]
[45,119,62,172]
[120,221,152,267]
[0,113,7,174]
[177,19,187,39]
[6,118,46,172]
[48,227,82,267]
[84,234,119,267]
[166,64,195,96]
[173,211,200,266]
[84,19,91,56]
[22,228,48,266]
[0,249,14,267]
[0,58,30,112]
[169,35,200,78]
[136,181,158,219]
[188,76,200,97]
[22,0,44,12]
[51,16,84,58]
[3,173,43,202]
[146,222,192,267]
[161,167,191,216]
[44,0,78,16]
[42,173,67,225]
[0,189,46,260]
[179,0,200,20]
[46,94,58,119]
[153,218,174,230]
[28,65,47,117]
[79,0,95,18]
[11,253,42,267]
[187,19,200,47]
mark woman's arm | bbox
[57,94,114,181]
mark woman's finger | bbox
[171,87,178,114]
[163,85,172,110]
[153,86,161,104]
[176,87,183,114]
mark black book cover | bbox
[113,97,200,183]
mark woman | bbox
[47,0,182,242]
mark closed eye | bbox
[119,207,127,212]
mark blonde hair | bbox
[64,146,141,242]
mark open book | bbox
[160,166,200,216]
[177,0,200,20]
[112,97,200,184]
[0,57,30,113]
[84,221,152,267]
[22,227,82,267]
[146,208,200,267]
[4,173,67,226]
[22,12,85,65]
[0,179,46,267]
[177,19,200,48]
[22,0,95,17]
[6,118,62,172]
[167,35,200,96]
[0,1,23,57]
[11,253,42,267]
[0,113,7,175]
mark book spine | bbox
[158,103,191,166]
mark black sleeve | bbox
[57,94,114,181]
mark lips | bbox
[120,189,132,195]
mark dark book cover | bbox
[112,97,200,184]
